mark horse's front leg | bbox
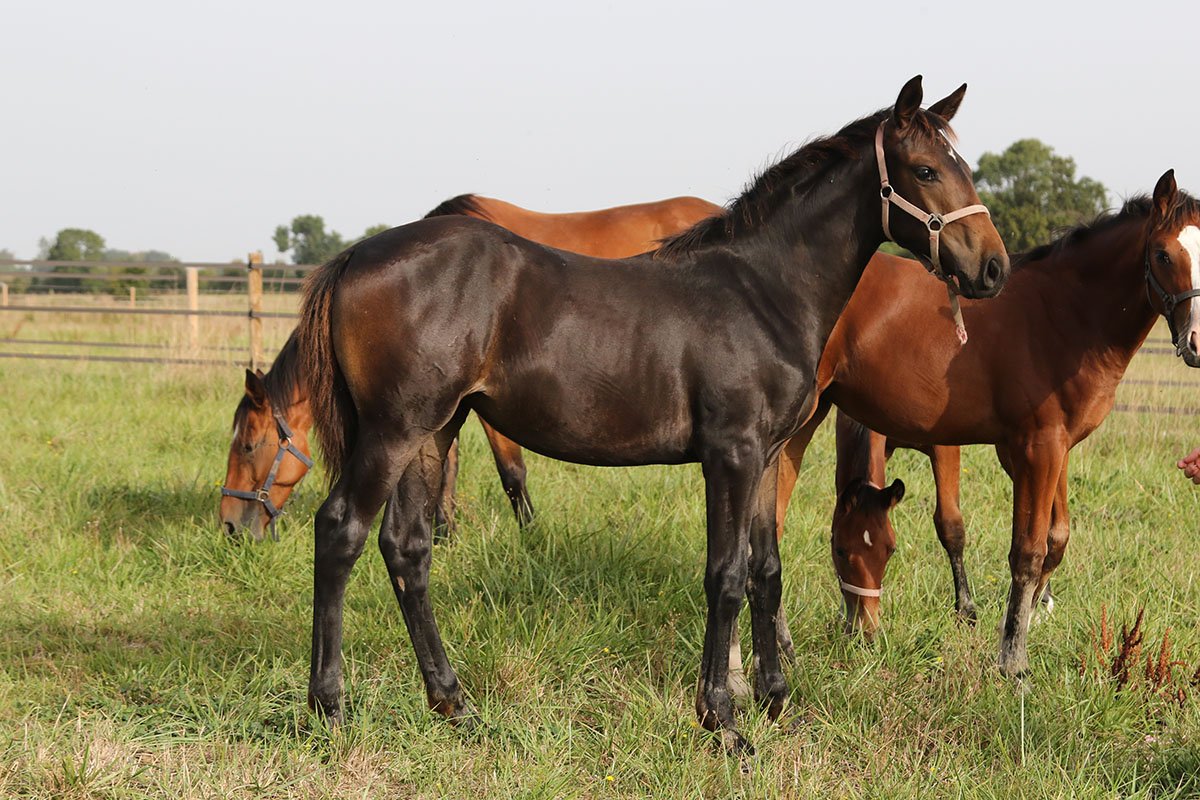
[697,441,763,755]
[997,435,1067,678]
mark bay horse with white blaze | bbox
[219,195,721,541]
[774,170,1200,677]
[296,77,1008,752]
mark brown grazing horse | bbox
[295,77,1008,753]
[774,170,1200,678]
[219,195,721,541]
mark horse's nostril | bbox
[223,521,236,537]
[984,256,1002,288]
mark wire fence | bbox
[0,255,311,368]
[2,258,1200,414]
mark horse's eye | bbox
[834,547,847,558]
[915,166,937,182]
[1157,249,1172,266]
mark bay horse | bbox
[295,76,1009,753]
[773,170,1200,678]
[219,195,721,541]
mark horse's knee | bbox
[705,564,748,617]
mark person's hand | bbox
[1178,447,1200,485]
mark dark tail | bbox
[423,193,490,221]
[297,248,357,486]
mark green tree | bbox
[973,139,1109,253]
[38,228,107,290]
[273,215,348,266]
[273,216,392,265]
[44,228,106,261]
[102,248,178,295]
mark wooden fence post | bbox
[186,267,200,351]
[247,252,264,370]
[0,282,7,307]
[129,286,136,308]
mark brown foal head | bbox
[1144,169,1200,367]
[831,478,905,639]
[879,77,1010,299]
[219,369,313,541]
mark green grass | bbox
[3,338,1200,798]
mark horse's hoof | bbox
[956,605,978,626]
[720,729,755,758]
[997,653,1030,679]
[307,693,344,727]
[447,703,480,732]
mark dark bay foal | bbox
[296,77,1008,753]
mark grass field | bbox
[3,311,1200,798]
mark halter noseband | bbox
[875,120,990,344]
[838,580,882,599]
[220,410,314,541]
[1145,254,1200,356]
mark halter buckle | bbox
[926,214,944,233]
[255,488,271,503]
[880,183,894,200]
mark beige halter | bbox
[874,121,989,344]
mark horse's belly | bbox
[469,376,695,467]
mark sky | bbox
[2,0,1193,263]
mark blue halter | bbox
[221,410,314,541]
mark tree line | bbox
[6,138,1110,293]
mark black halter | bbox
[1145,255,1200,355]
[221,410,314,541]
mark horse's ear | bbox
[927,83,966,123]
[884,479,906,509]
[837,478,867,513]
[1153,169,1178,220]
[244,368,267,408]
[892,75,924,131]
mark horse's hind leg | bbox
[308,433,425,724]
[379,411,475,723]
[927,446,976,623]
[479,418,534,526]
[433,437,459,540]
[1034,462,1069,617]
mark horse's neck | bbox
[719,156,882,363]
[1043,219,1155,381]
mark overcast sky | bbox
[2,0,1192,262]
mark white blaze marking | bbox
[231,423,240,443]
[863,529,872,547]
[1178,225,1200,345]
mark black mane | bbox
[1013,191,1200,266]
[656,108,952,260]
[232,331,304,434]
[424,194,489,221]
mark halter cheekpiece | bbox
[1145,254,1200,356]
[221,409,314,541]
